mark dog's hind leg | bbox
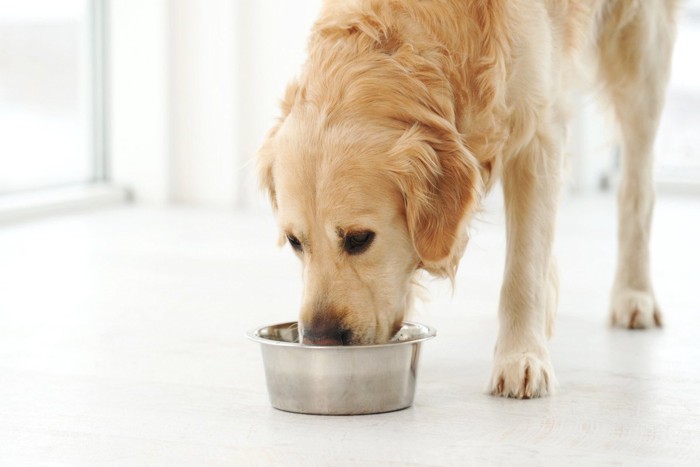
[597,1,678,329]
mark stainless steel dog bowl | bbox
[246,321,436,415]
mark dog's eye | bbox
[344,231,375,255]
[287,234,303,252]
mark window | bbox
[656,1,700,187]
[0,0,104,194]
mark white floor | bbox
[1,192,699,466]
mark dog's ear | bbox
[257,81,301,212]
[391,124,482,278]
[257,138,277,211]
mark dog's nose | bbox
[303,334,344,346]
[301,321,347,346]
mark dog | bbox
[257,0,678,398]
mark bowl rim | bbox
[245,320,436,349]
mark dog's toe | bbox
[610,289,661,330]
[488,351,555,399]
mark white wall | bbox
[169,0,238,206]
[107,0,322,207]
[108,0,170,203]
[566,93,616,193]
[236,0,323,209]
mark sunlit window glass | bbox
[0,0,94,194]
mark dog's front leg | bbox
[488,136,561,399]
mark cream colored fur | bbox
[258,0,678,398]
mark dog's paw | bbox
[488,351,556,399]
[610,289,662,329]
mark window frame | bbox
[0,0,128,223]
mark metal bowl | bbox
[246,321,436,415]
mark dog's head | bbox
[257,19,481,344]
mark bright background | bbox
[0,0,699,210]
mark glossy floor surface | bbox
[1,192,699,466]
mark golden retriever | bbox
[257,0,678,398]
